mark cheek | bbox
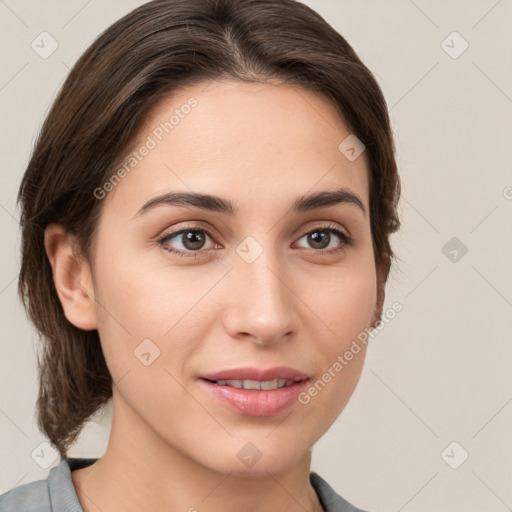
[332,274,376,339]
[90,247,225,377]
[94,251,194,334]
[296,259,376,411]
[305,257,377,344]
[297,279,374,424]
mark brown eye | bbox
[158,227,217,256]
[307,230,331,249]
[179,230,207,250]
[295,225,352,254]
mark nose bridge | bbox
[225,235,296,341]
[237,237,290,311]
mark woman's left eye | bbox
[157,223,352,258]
[294,224,352,253]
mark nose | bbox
[222,242,298,346]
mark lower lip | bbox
[199,378,309,416]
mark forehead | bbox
[103,80,369,215]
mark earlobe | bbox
[44,223,98,331]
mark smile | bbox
[205,378,298,390]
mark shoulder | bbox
[0,477,51,511]
[310,472,371,512]
[0,457,97,512]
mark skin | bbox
[45,79,384,512]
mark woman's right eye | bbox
[157,227,218,257]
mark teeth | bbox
[261,379,278,390]
[243,379,262,390]
[215,379,295,390]
[219,379,243,388]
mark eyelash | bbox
[156,223,353,259]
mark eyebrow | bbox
[133,187,366,218]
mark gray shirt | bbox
[0,458,369,512]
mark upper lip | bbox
[201,366,309,382]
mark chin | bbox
[199,436,313,477]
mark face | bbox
[84,80,380,476]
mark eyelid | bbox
[157,223,218,249]
[298,220,351,239]
[157,221,217,240]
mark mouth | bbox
[198,367,310,416]
[200,365,309,383]
[201,377,307,390]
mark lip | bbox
[200,366,309,382]
[199,366,310,417]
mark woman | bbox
[0,0,400,510]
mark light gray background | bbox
[1,1,511,511]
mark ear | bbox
[370,266,386,329]
[44,223,98,331]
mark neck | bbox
[71,390,324,512]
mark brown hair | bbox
[17,0,401,459]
